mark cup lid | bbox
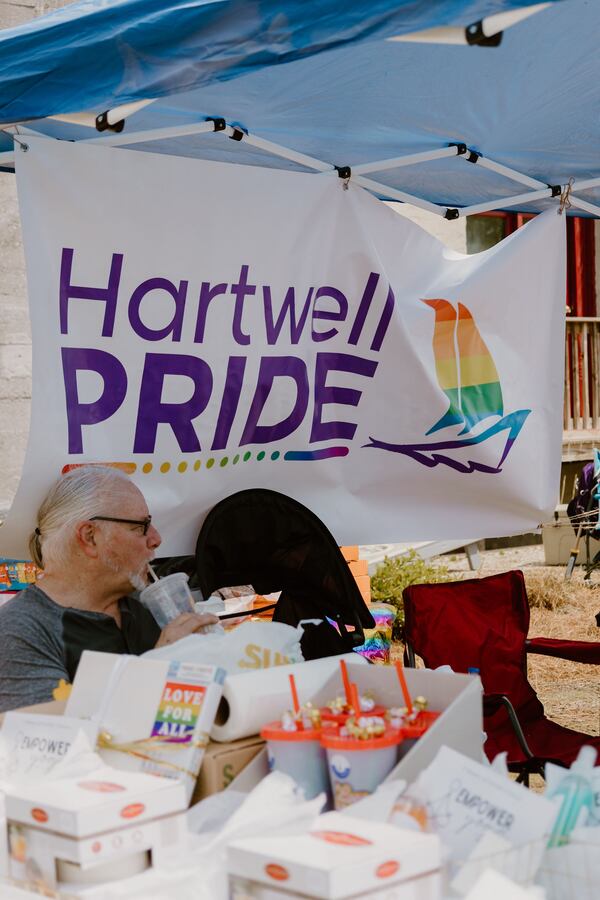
[321,727,403,751]
[320,704,387,722]
[261,721,322,742]
[401,710,439,738]
[140,571,189,598]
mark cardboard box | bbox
[191,735,265,803]
[339,546,359,562]
[354,573,371,602]
[313,666,483,788]
[227,811,441,899]
[235,666,483,797]
[66,651,225,801]
[348,559,368,577]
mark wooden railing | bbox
[564,317,600,431]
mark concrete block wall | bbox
[0,1,71,517]
[0,170,30,516]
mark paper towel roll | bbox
[57,850,150,885]
[210,653,366,742]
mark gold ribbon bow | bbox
[97,730,210,780]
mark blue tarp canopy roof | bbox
[0,0,598,218]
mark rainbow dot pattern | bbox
[63,446,350,475]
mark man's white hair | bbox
[29,466,132,569]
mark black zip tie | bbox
[229,125,247,142]
[445,208,460,220]
[95,112,125,134]
[335,165,351,180]
[206,117,226,132]
[466,150,481,164]
[448,142,468,156]
[549,184,562,198]
[465,20,503,47]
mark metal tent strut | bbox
[2,117,600,219]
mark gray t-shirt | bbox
[0,585,160,712]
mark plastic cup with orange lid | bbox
[261,712,333,805]
[320,716,403,810]
[260,674,333,805]
[391,660,441,759]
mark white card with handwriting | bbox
[406,746,556,861]
[0,713,98,780]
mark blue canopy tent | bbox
[0,0,598,219]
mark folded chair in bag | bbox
[195,488,375,658]
[403,570,600,783]
[566,456,600,586]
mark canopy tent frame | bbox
[2,116,600,221]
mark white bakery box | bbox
[2,764,187,895]
[227,811,441,899]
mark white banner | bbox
[2,138,566,556]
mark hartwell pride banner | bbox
[3,138,566,556]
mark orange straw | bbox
[288,673,300,716]
[395,661,414,715]
[339,659,353,708]
[350,682,361,717]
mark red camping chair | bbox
[403,570,600,784]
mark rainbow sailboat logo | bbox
[366,299,530,474]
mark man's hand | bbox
[154,612,220,648]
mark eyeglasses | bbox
[90,515,153,536]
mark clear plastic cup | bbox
[139,572,195,628]
[261,722,332,806]
[321,727,403,810]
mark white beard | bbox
[100,547,150,594]
[128,569,148,593]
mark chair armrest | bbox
[483,693,535,761]
[526,637,600,665]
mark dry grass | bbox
[525,569,600,738]
[523,569,572,611]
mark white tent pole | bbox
[479,4,551,36]
[569,196,600,217]
[463,155,547,190]
[221,130,446,212]
[2,121,599,221]
[571,177,600,193]
[350,146,458,176]
[50,99,155,129]
[389,4,550,45]
[455,186,557,217]
[83,119,221,147]
[236,132,334,173]
[353,174,446,216]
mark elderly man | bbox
[0,466,218,712]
